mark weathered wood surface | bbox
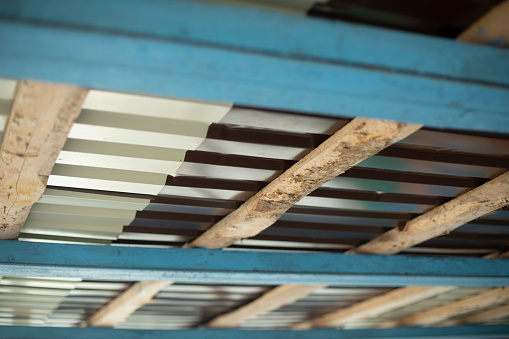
[0,81,87,239]
[457,0,509,46]
[186,118,420,249]
[293,286,455,330]
[382,287,509,327]
[207,285,326,328]
[88,281,171,327]
[348,171,509,255]
[460,303,509,325]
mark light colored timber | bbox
[88,281,170,327]
[460,303,509,325]
[457,0,509,46]
[381,287,509,328]
[348,171,509,255]
[293,286,455,330]
[186,118,420,249]
[207,284,326,328]
[0,81,87,239]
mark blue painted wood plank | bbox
[2,0,509,87]
[1,241,508,286]
[0,1,508,133]
[1,325,509,338]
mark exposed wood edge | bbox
[381,287,509,328]
[348,171,509,255]
[460,303,509,325]
[88,281,171,327]
[0,81,88,239]
[293,286,455,330]
[207,284,325,328]
[186,118,421,249]
[457,0,509,46]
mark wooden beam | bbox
[88,281,170,327]
[348,171,509,255]
[460,303,509,325]
[293,286,455,330]
[0,81,87,239]
[186,118,420,249]
[457,0,509,46]
[207,284,326,328]
[381,287,509,327]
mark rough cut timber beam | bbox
[206,284,327,328]
[348,171,509,255]
[88,118,420,326]
[460,303,509,325]
[0,81,87,239]
[293,286,456,330]
[381,287,509,328]
[186,118,420,249]
[87,281,170,327]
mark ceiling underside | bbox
[0,76,508,330]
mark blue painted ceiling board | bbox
[2,325,509,339]
[0,0,508,132]
[1,241,508,286]
[1,0,508,86]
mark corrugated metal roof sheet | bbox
[0,77,508,330]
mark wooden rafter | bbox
[348,171,509,255]
[185,118,420,249]
[381,287,509,328]
[87,118,420,327]
[207,284,326,328]
[88,281,170,327]
[293,286,456,330]
[460,303,509,325]
[0,81,87,239]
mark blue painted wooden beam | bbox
[1,241,508,287]
[2,325,509,338]
[0,0,508,133]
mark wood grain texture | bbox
[460,303,509,325]
[382,287,509,327]
[186,118,420,249]
[0,81,87,239]
[348,171,509,255]
[457,0,509,46]
[88,281,171,327]
[207,284,326,328]
[293,286,455,330]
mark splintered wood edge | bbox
[0,81,88,239]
